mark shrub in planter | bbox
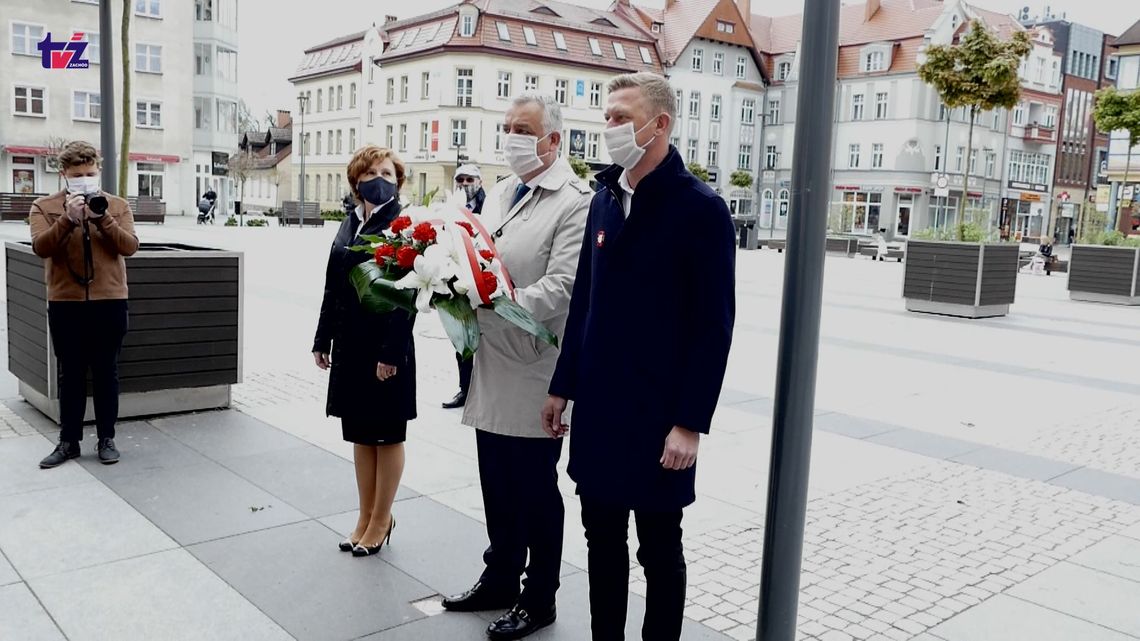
[245,218,267,227]
[321,210,347,222]
[224,216,238,227]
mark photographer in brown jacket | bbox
[28,141,139,469]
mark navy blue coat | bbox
[549,148,735,510]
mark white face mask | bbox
[603,117,661,170]
[66,175,101,195]
[504,132,553,176]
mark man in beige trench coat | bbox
[442,93,590,641]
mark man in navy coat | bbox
[543,72,736,641]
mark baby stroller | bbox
[197,190,217,224]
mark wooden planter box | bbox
[903,240,1018,318]
[5,242,243,423]
[1068,245,1140,305]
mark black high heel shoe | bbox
[338,537,358,552]
[351,517,395,557]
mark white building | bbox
[1,0,194,214]
[1105,18,1140,232]
[193,0,241,215]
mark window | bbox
[716,20,735,33]
[738,144,753,170]
[711,95,722,121]
[851,94,864,120]
[1107,57,1119,80]
[216,47,237,83]
[136,101,162,128]
[875,92,888,119]
[327,175,333,200]
[939,103,948,121]
[985,151,995,178]
[553,32,567,51]
[195,43,212,76]
[736,56,747,79]
[498,71,512,99]
[135,0,161,18]
[336,130,343,154]
[350,83,357,108]
[1044,105,1057,128]
[778,62,791,81]
[712,52,724,75]
[689,92,701,118]
[456,69,473,107]
[461,14,476,37]
[523,27,537,46]
[79,31,100,63]
[955,146,964,172]
[317,89,325,112]
[14,86,46,117]
[385,125,393,148]
[590,82,602,109]
[848,144,861,168]
[525,74,539,91]
[452,119,467,148]
[708,141,719,167]
[741,99,755,124]
[135,44,162,73]
[871,143,883,168]
[417,121,428,150]
[1013,102,1025,126]
[671,136,680,149]
[495,123,506,151]
[589,38,602,56]
[399,124,407,151]
[555,79,568,105]
[195,0,211,19]
[350,128,356,152]
[934,145,942,172]
[137,163,164,198]
[640,47,653,64]
[420,73,430,100]
[613,43,626,60]
[765,145,778,169]
[837,191,882,234]
[400,75,409,102]
[314,176,321,202]
[865,51,884,72]
[1034,56,1045,83]
[1007,150,1052,185]
[316,132,323,155]
[73,91,100,121]
[194,96,210,129]
[369,58,375,84]
[217,0,237,29]
[367,100,374,126]
[386,78,395,104]
[588,132,600,160]
[767,99,780,125]
[691,48,703,72]
[675,90,683,116]
[496,21,510,41]
[687,139,699,163]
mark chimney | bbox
[864,0,880,23]
[276,110,292,129]
[384,15,397,25]
[737,0,751,21]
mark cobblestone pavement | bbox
[0,400,37,440]
[659,462,1140,641]
[1022,405,1140,480]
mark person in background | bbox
[442,163,487,410]
[29,141,139,469]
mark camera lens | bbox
[85,194,109,216]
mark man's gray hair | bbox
[606,72,676,133]
[511,92,563,138]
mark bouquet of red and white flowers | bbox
[349,190,556,358]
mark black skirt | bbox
[341,415,407,446]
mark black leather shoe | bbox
[442,390,467,409]
[97,438,120,465]
[40,441,80,469]
[487,604,556,640]
[442,581,519,612]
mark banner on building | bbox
[431,121,439,152]
[211,151,228,176]
[568,129,586,158]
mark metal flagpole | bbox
[99,0,116,192]
[755,0,841,638]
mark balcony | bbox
[1016,122,1056,144]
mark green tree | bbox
[118,0,131,196]
[686,162,709,182]
[568,155,590,179]
[918,21,1031,240]
[730,170,753,189]
[1093,86,1140,233]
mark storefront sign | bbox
[1008,180,1048,193]
[1020,192,1042,202]
[894,187,924,193]
[1096,185,1110,212]
[211,151,228,176]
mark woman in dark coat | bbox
[313,145,415,556]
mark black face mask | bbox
[358,176,397,207]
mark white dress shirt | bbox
[617,169,636,218]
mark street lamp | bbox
[297,93,309,228]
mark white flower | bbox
[393,244,455,313]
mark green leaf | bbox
[347,244,374,253]
[492,298,559,348]
[435,297,480,360]
[349,262,416,314]
[358,234,385,244]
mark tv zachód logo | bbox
[38,32,91,69]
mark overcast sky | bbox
[238,0,1135,120]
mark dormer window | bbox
[865,51,884,72]
[777,61,791,81]
[651,22,662,33]
[553,31,567,51]
[458,7,477,37]
[613,42,626,60]
[716,20,735,34]
[589,37,602,56]
[523,26,537,45]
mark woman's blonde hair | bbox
[346,145,406,203]
[58,141,100,170]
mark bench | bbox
[0,192,45,222]
[126,196,166,224]
[278,201,323,227]
[858,245,905,262]
[769,239,787,252]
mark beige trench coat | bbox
[461,157,591,438]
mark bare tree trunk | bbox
[118,0,131,197]
[958,106,976,241]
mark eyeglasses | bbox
[455,176,477,184]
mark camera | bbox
[84,193,109,216]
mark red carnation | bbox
[456,221,475,237]
[396,246,420,269]
[389,216,412,234]
[412,222,437,244]
[479,249,495,262]
[480,270,498,293]
[374,244,396,264]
